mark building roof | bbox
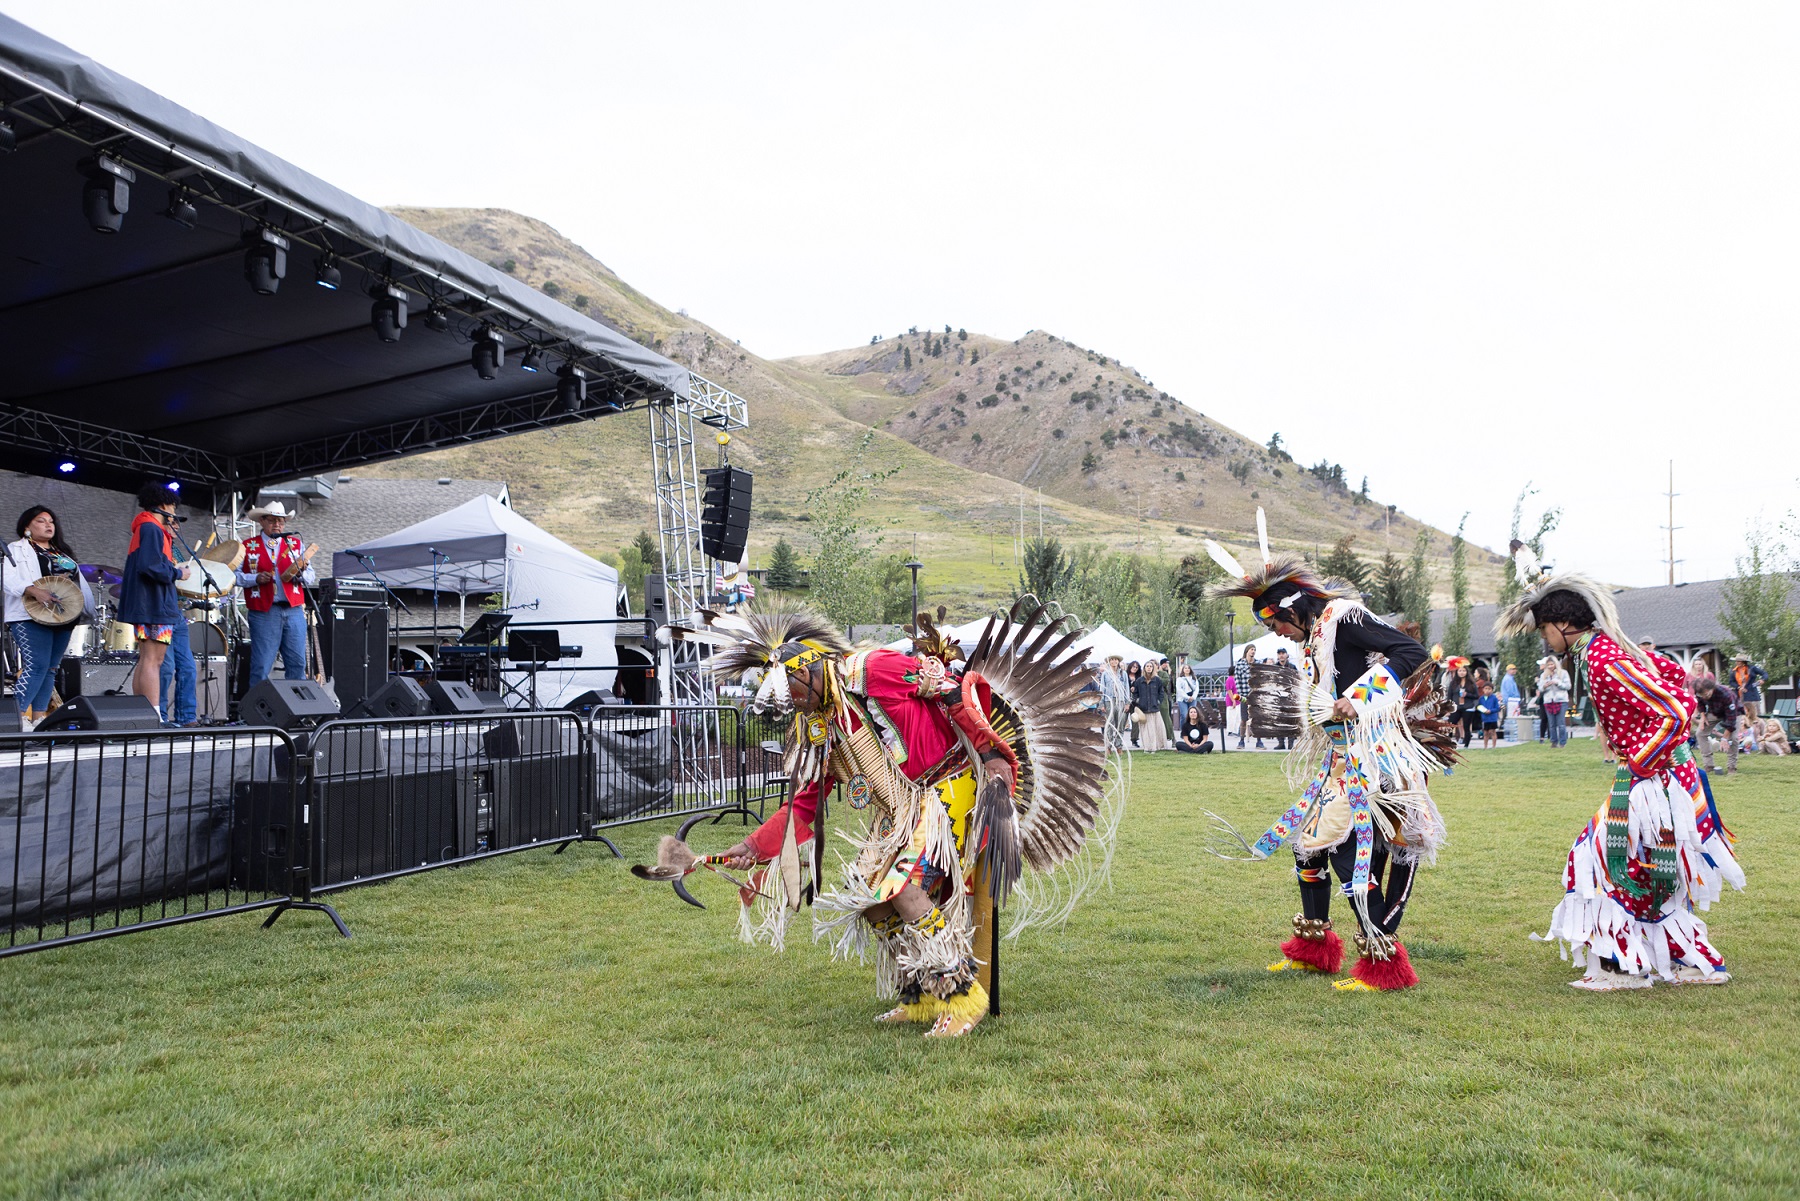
[1418,576,1799,656]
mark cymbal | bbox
[79,564,121,601]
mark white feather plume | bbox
[1256,507,1271,567]
[1512,543,1542,585]
[1204,539,1249,582]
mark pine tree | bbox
[765,537,800,592]
[1719,523,1800,679]
[1318,535,1371,593]
[1403,529,1433,634]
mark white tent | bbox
[882,616,995,655]
[1191,630,1304,673]
[333,495,618,705]
[1072,621,1164,667]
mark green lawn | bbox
[3,744,1797,1199]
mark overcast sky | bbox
[10,2,1797,584]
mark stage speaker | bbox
[699,466,753,563]
[321,603,388,714]
[494,753,580,847]
[476,689,506,712]
[351,676,430,719]
[55,658,135,701]
[37,693,162,732]
[230,780,295,894]
[0,709,21,736]
[643,573,669,627]
[482,715,564,760]
[421,678,485,716]
[242,678,340,731]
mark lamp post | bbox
[904,559,924,625]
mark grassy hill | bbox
[365,208,1503,615]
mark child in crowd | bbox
[1477,683,1501,748]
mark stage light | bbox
[81,156,135,234]
[371,284,407,342]
[471,326,503,379]
[520,345,545,373]
[57,461,76,474]
[424,304,449,332]
[167,481,180,493]
[162,188,198,229]
[557,362,587,412]
[244,227,289,295]
[597,386,624,413]
[314,254,341,290]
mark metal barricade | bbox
[585,705,777,852]
[0,725,300,957]
[304,710,590,894]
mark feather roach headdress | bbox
[1494,545,1648,666]
[670,601,851,711]
[1203,507,1357,621]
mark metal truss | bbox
[649,371,749,806]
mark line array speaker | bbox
[699,466,753,563]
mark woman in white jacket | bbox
[4,506,95,722]
[1174,662,1200,731]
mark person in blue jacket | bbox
[115,484,191,715]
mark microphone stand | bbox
[167,519,220,724]
[427,547,450,679]
[348,551,411,687]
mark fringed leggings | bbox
[1294,832,1417,940]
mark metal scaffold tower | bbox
[648,371,750,805]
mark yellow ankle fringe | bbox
[901,982,990,1024]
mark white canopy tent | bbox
[1072,622,1165,667]
[333,495,618,706]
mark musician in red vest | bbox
[234,501,317,686]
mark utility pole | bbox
[1661,459,1682,585]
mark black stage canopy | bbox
[0,15,688,503]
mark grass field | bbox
[3,744,1796,1199]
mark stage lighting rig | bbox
[56,461,76,474]
[597,385,625,413]
[557,362,587,412]
[520,345,545,373]
[81,156,135,234]
[424,304,450,332]
[244,227,289,295]
[371,284,407,342]
[162,188,198,229]
[313,254,342,290]
[471,326,504,379]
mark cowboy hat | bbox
[246,501,295,520]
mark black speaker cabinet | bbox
[36,693,162,732]
[230,780,295,894]
[482,715,563,760]
[242,678,340,731]
[321,603,388,714]
[422,678,486,716]
[352,676,431,719]
[493,754,580,847]
[475,690,506,712]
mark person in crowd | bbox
[1098,653,1130,750]
[116,485,192,713]
[1691,677,1740,776]
[1134,657,1171,752]
[1477,682,1501,748]
[1538,654,1573,748]
[1157,658,1176,741]
[1730,654,1767,751]
[1447,662,1478,747]
[3,506,95,724]
[1222,670,1241,745]
[1124,660,1143,747]
[236,501,318,686]
[1270,646,1299,750]
[1753,716,1790,755]
[1499,663,1523,741]
[1234,644,1262,749]
[1174,661,1199,732]
[1497,560,1742,989]
[1174,708,1214,754]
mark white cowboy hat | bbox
[246,501,295,520]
